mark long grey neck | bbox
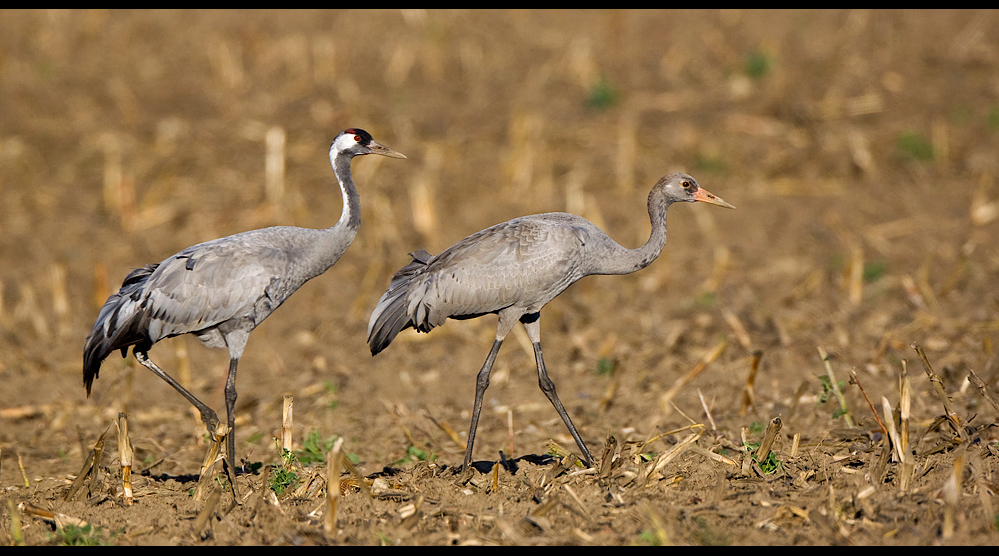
[332,153,361,233]
[594,193,672,276]
[299,152,361,281]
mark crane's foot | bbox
[192,422,230,502]
[199,410,223,438]
[197,421,229,475]
[205,418,228,446]
[452,465,475,486]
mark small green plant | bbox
[587,77,618,111]
[268,439,300,495]
[295,430,340,466]
[748,421,766,435]
[743,50,772,80]
[596,357,615,376]
[269,465,298,495]
[246,431,265,445]
[638,528,664,546]
[863,261,886,283]
[409,445,430,461]
[987,105,999,132]
[817,375,850,419]
[756,450,783,474]
[391,445,432,466]
[895,131,933,161]
[695,291,717,307]
[817,375,844,404]
[278,439,296,465]
[50,523,112,546]
[743,442,783,475]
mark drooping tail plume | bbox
[367,250,433,355]
[83,264,157,395]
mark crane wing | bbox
[412,215,589,326]
[141,235,289,343]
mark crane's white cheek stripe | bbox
[331,133,358,154]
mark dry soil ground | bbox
[2,9,999,546]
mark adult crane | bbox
[367,172,734,471]
[84,128,405,474]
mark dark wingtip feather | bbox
[83,322,110,396]
[83,315,108,396]
[82,264,156,395]
[367,290,412,356]
[369,339,388,357]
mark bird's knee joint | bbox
[539,377,556,395]
[202,410,220,429]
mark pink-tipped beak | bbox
[695,187,736,209]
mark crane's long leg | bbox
[462,311,520,472]
[522,314,595,467]
[134,350,222,433]
[217,329,250,477]
[463,339,502,472]
[223,357,239,474]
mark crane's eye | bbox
[353,135,363,143]
[681,181,691,189]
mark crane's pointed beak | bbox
[695,187,736,209]
[368,140,407,159]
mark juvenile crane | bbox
[368,173,734,471]
[84,128,405,473]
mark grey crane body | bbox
[87,225,347,363]
[84,128,405,474]
[371,212,656,339]
[368,173,735,472]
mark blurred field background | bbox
[2,9,999,545]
